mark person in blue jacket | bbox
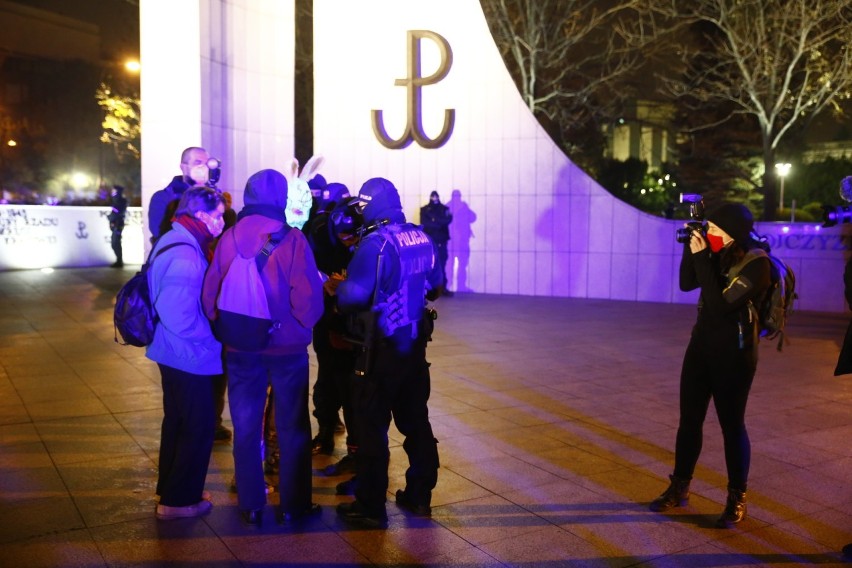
[148,147,211,241]
[146,186,225,520]
[335,177,443,528]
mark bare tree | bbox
[480,0,659,170]
[658,0,852,219]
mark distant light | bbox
[125,60,141,73]
[782,226,790,233]
[6,140,16,147]
[70,172,90,190]
[775,163,792,177]
[40,267,54,274]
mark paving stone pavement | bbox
[0,266,849,567]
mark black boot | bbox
[649,475,691,512]
[715,487,746,528]
[311,427,334,455]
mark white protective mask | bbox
[198,211,224,237]
[190,165,209,186]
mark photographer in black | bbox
[650,202,770,529]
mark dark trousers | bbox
[312,339,357,447]
[353,333,439,514]
[227,351,312,513]
[156,364,215,507]
[435,241,449,288]
[213,372,228,429]
[674,338,755,491]
[111,228,123,262]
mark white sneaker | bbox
[156,500,213,520]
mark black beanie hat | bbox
[707,203,753,244]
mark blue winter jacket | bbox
[146,223,223,375]
[148,175,190,240]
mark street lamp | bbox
[775,162,791,213]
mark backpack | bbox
[113,242,190,347]
[212,228,290,351]
[733,248,797,351]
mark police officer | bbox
[335,177,442,528]
[108,185,128,268]
[303,182,355,456]
[419,191,453,295]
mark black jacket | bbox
[419,202,452,244]
[680,243,771,353]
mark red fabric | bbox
[175,215,215,261]
[707,233,726,253]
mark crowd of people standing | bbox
[143,147,450,527]
[139,145,822,543]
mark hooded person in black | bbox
[419,190,452,295]
[650,203,771,528]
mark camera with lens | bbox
[675,193,707,243]
[206,158,222,189]
[821,205,852,227]
[821,176,852,227]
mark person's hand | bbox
[688,226,708,254]
[323,271,346,296]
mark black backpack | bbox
[113,242,190,347]
[730,248,797,351]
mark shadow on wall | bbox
[535,163,594,297]
[447,189,477,293]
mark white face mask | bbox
[208,216,225,237]
[190,165,209,185]
[197,211,224,237]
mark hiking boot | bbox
[336,475,357,495]
[322,453,356,476]
[715,487,747,528]
[277,503,321,526]
[649,475,691,512]
[395,489,432,517]
[336,501,388,529]
[240,508,263,526]
[311,432,334,455]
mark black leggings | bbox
[673,338,755,491]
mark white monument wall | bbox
[140,0,295,249]
[128,0,850,312]
[311,0,848,312]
